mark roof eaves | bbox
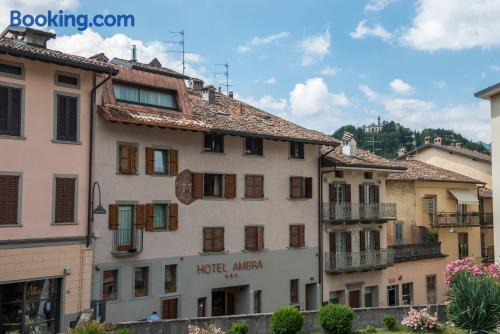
[213,128,339,146]
[474,82,500,99]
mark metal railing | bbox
[480,213,493,226]
[390,242,443,262]
[112,227,143,255]
[482,246,495,263]
[432,212,480,227]
[322,203,397,222]
[324,249,394,273]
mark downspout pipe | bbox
[318,146,337,306]
[87,72,113,247]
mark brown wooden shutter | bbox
[290,177,302,199]
[214,228,224,251]
[245,227,256,251]
[345,232,352,252]
[257,226,264,250]
[299,224,305,247]
[145,203,155,231]
[359,185,365,203]
[145,147,154,175]
[329,232,336,253]
[305,177,313,199]
[359,231,366,252]
[290,225,302,248]
[345,184,351,202]
[0,175,19,225]
[162,299,178,320]
[108,204,119,230]
[203,228,213,252]
[55,178,75,223]
[255,176,264,198]
[245,175,253,198]
[329,184,335,202]
[169,203,178,230]
[224,174,236,199]
[170,150,178,176]
[135,204,146,228]
[192,173,203,199]
[118,145,130,173]
[374,230,380,250]
[374,185,380,203]
[130,146,137,174]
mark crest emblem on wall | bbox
[175,169,196,205]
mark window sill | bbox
[288,157,305,161]
[148,229,172,232]
[0,135,25,140]
[149,173,174,177]
[202,196,227,201]
[112,250,142,257]
[243,154,264,158]
[0,223,22,227]
[51,221,79,226]
[116,172,140,176]
[241,197,268,201]
[130,295,152,301]
[241,248,268,253]
[287,245,309,250]
[202,151,225,155]
[51,139,81,145]
[199,251,228,256]
[287,198,310,201]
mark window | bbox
[55,94,78,142]
[197,297,207,317]
[0,175,19,225]
[153,204,170,230]
[394,222,404,246]
[364,172,373,179]
[114,83,178,110]
[154,149,168,174]
[134,266,149,297]
[387,285,399,306]
[162,298,178,319]
[54,177,76,224]
[364,286,377,308]
[0,62,22,77]
[245,226,264,251]
[204,173,223,197]
[117,205,134,251]
[164,264,177,293]
[329,291,343,304]
[426,275,437,304]
[458,233,469,259]
[55,72,79,88]
[335,170,344,178]
[145,148,178,176]
[203,133,224,153]
[289,224,305,248]
[348,290,361,308]
[360,230,380,251]
[289,177,313,199]
[102,270,118,301]
[0,84,22,136]
[359,184,379,204]
[402,282,413,305]
[244,137,263,156]
[245,175,264,198]
[203,227,224,252]
[254,290,262,313]
[290,279,299,304]
[289,141,304,159]
[117,143,138,174]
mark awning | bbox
[448,189,479,204]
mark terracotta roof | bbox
[399,144,491,163]
[387,160,483,184]
[479,187,492,198]
[110,58,188,79]
[0,37,116,74]
[322,146,406,171]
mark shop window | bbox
[387,285,399,306]
[102,270,118,301]
[290,279,299,304]
[402,282,413,305]
[134,266,149,297]
[164,264,177,293]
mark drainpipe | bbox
[87,72,113,247]
[318,146,337,306]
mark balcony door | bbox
[329,183,351,219]
[360,230,381,266]
[359,185,379,218]
[117,205,134,251]
[458,233,468,259]
[329,231,352,269]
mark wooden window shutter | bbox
[203,228,213,252]
[224,174,236,199]
[299,224,305,247]
[328,184,335,202]
[55,178,75,223]
[305,177,313,199]
[374,230,381,250]
[359,231,366,252]
[130,146,138,174]
[169,203,178,231]
[245,175,253,198]
[170,150,178,176]
[329,232,336,253]
[192,173,204,199]
[145,147,154,175]
[359,185,365,203]
[345,232,352,252]
[345,184,351,202]
[374,185,380,203]
[67,96,78,141]
[245,227,256,251]
[118,144,132,174]
[145,203,155,231]
[290,177,302,199]
[0,175,19,225]
[214,228,224,251]
[135,204,146,228]
[290,225,299,248]
[255,176,264,198]
[257,226,264,250]
[108,204,119,230]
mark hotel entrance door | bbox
[211,288,237,316]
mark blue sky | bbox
[2,0,499,142]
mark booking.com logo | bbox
[10,10,135,31]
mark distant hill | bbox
[332,121,491,159]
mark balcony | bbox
[324,249,394,273]
[482,246,495,263]
[390,242,445,262]
[432,212,480,227]
[112,227,143,256]
[322,203,397,223]
[480,213,493,227]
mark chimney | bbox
[398,147,407,157]
[424,136,431,145]
[228,91,234,98]
[434,137,442,146]
[1,27,55,48]
[455,142,463,148]
[131,45,137,62]
[202,85,216,104]
[341,132,357,157]
[189,78,204,92]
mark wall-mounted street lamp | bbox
[92,181,107,217]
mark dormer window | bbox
[113,83,178,110]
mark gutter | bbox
[87,72,114,247]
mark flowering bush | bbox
[400,307,438,331]
[444,257,499,287]
[188,324,226,334]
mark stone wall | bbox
[116,305,446,334]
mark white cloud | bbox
[359,84,491,141]
[389,79,414,95]
[48,29,206,80]
[350,20,393,42]
[320,66,339,77]
[364,0,399,12]
[237,31,289,53]
[489,65,500,72]
[239,94,288,112]
[433,80,447,89]
[297,26,331,66]
[290,77,350,116]
[401,0,500,51]
[0,0,80,26]
[264,78,277,85]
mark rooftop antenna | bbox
[404,132,418,159]
[214,62,232,94]
[365,131,381,154]
[164,30,192,75]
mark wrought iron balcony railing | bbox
[324,249,394,273]
[390,242,444,262]
[480,213,493,226]
[432,212,480,227]
[322,203,397,222]
[112,227,143,256]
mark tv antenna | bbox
[214,62,232,94]
[365,131,381,154]
[404,132,418,159]
[164,30,192,75]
